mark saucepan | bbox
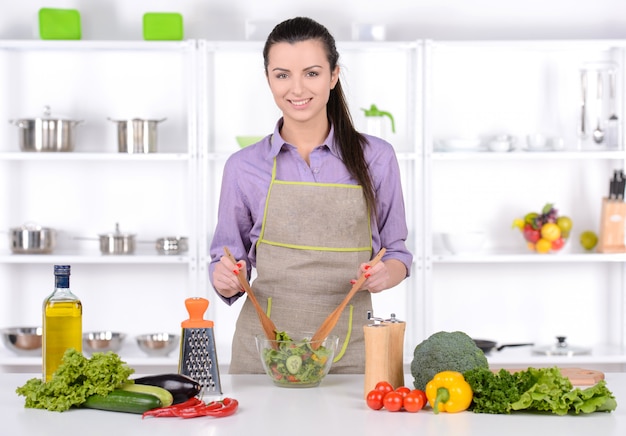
[9,106,83,152]
[108,117,166,153]
[473,338,534,354]
[9,223,56,254]
[75,223,136,255]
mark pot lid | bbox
[107,116,167,123]
[532,336,591,356]
[16,105,81,121]
[98,223,136,237]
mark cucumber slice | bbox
[285,355,302,374]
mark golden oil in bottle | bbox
[43,265,82,381]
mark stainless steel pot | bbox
[156,236,188,255]
[98,223,136,255]
[108,117,166,153]
[10,224,56,254]
[10,106,83,152]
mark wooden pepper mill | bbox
[363,312,406,398]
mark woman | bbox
[209,17,412,374]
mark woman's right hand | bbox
[213,256,247,298]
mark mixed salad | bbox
[261,331,333,386]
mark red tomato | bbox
[403,390,426,413]
[375,381,394,395]
[366,390,384,410]
[382,391,403,412]
[395,386,411,398]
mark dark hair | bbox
[263,17,377,219]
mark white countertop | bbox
[2,372,625,436]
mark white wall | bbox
[1,0,626,41]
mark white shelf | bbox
[0,152,191,161]
[432,251,626,263]
[0,40,195,52]
[431,150,626,160]
[486,344,626,367]
[0,254,192,264]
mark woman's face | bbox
[266,39,339,126]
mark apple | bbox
[523,224,540,243]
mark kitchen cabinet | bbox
[0,40,200,373]
[423,40,626,371]
[1,38,626,374]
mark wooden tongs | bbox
[310,248,386,350]
[223,247,277,342]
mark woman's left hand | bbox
[351,261,389,294]
[350,258,408,294]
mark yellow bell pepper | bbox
[425,371,473,414]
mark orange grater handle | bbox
[181,297,214,328]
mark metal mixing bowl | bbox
[1,327,42,356]
[156,236,188,255]
[136,332,179,357]
[83,331,126,354]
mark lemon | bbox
[580,231,598,251]
[535,238,552,254]
[540,223,561,242]
[512,218,525,230]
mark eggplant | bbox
[132,373,201,404]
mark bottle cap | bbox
[54,265,71,275]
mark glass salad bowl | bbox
[255,332,339,388]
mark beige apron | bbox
[229,159,373,374]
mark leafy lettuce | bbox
[464,366,617,415]
[16,349,134,412]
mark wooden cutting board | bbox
[494,367,605,386]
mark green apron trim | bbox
[257,159,372,253]
[333,304,353,363]
[259,240,371,252]
[274,179,365,190]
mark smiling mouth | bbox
[290,98,311,107]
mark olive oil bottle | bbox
[43,265,82,381]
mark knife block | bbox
[597,198,626,253]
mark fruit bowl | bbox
[255,332,339,388]
[513,203,571,254]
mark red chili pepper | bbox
[142,397,203,418]
[144,397,239,419]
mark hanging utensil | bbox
[580,70,587,138]
[310,248,386,350]
[593,72,605,144]
[606,68,620,149]
[223,246,278,343]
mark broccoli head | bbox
[411,331,489,391]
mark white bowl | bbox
[442,232,486,254]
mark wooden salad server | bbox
[310,248,386,350]
[223,246,278,342]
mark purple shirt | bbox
[209,119,413,304]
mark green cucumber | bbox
[286,355,302,374]
[83,389,162,414]
[120,383,173,407]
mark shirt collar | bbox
[268,118,340,160]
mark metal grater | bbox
[178,297,222,395]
